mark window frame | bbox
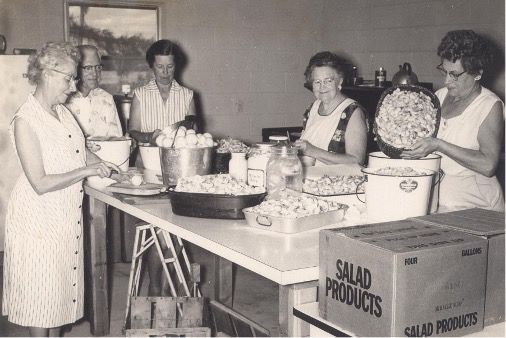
[63,0,162,49]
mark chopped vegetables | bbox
[245,195,346,218]
[303,175,365,195]
[374,166,433,176]
[376,88,438,148]
[175,174,264,195]
[216,137,249,153]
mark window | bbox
[64,0,160,95]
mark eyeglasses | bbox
[436,64,466,81]
[49,68,77,84]
[312,77,336,88]
[80,64,103,72]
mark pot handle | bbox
[355,176,366,204]
[256,215,272,227]
[403,62,412,74]
[433,169,445,187]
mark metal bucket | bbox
[160,147,213,185]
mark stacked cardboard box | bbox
[413,208,505,326]
[319,219,488,337]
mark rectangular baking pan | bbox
[242,205,348,234]
[167,188,266,219]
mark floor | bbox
[0,245,280,337]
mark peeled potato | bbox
[203,132,213,139]
[186,129,196,135]
[155,135,166,147]
[175,128,186,138]
[197,134,206,146]
[174,136,187,148]
[162,137,173,148]
[205,138,214,147]
[130,175,143,186]
[185,133,198,145]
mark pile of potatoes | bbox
[155,126,215,149]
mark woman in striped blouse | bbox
[128,40,197,296]
[129,39,197,144]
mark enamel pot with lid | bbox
[392,62,419,85]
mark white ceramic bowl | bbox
[86,176,116,190]
[139,144,162,172]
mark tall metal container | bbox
[160,147,213,185]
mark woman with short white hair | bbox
[2,41,118,337]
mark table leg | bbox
[209,256,234,306]
[279,281,318,337]
[84,195,110,336]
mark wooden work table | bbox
[84,185,356,336]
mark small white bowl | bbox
[86,176,116,190]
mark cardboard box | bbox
[413,208,505,326]
[319,221,488,337]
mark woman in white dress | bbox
[403,30,504,212]
[2,42,118,337]
[296,51,368,166]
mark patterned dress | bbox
[66,87,123,137]
[2,94,86,327]
[301,98,363,166]
[133,79,193,132]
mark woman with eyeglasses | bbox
[402,30,504,212]
[296,51,368,166]
[2,42,119,337]
[66,45,123,138]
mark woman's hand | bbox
[87,161,121,178]
[294,139,318,157]
[401,137,440,159]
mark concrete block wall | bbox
[159,0,320,142]
[321,0,505,99]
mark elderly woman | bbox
[2,42,118,337]
[402,30,504,212]
[296,51,368,166]
[66,44,123,138]
[129,39,197,144]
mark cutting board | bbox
[114,193,171,205]
[106,182,165,196]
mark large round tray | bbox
[373,85,441,159]
[167,188,266,219]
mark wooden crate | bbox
[128,296,205,330]
[125,327,211,337]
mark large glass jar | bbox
[247,143,273,188]
[266,145,303,198]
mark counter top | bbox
[85,186,367,285]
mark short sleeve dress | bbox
[133,79,193,132]
[436,86,504,212]
[2,94,86,328]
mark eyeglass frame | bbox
[48,68,77,84]
[436,63,466,81]
[312,77,336,88]
[80,64,103,72]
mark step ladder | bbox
[124,222,201,329]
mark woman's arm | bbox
[402,101,504,177]
[297,107,368,165]
[128,94,159,144]
[14,117,117,195]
